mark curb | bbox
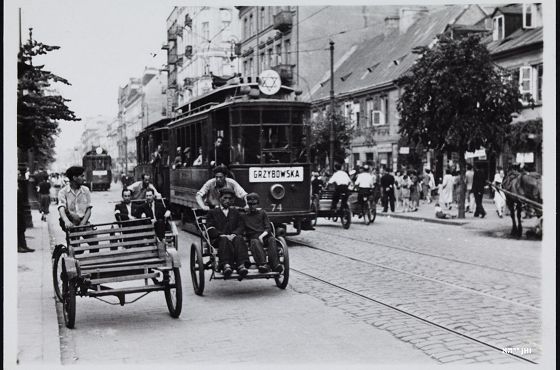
[378,212,469,226]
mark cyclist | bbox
[353,165,375,217]
[328,163,353,212]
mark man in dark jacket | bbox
[206,187,249,279]
[380,167,396,212]
[472,166,487,218]
[114,188,136,221]
[134,189,170,240]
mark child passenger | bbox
[242,193,283,273]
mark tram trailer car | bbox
[82,148,112,191]
[167,81,314,235]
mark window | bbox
[267,48,273,68]
[244,18,248,39]
[249,58,254,78]
[367,96,386,126]
[536,64,543,103]
[260,52,266,72]
[353,102,360,127]
[276,43,282,65]
[366,99,374,127]
[260,7,266,30]
[249,14,254,36]
[284,39,291,64]
[492,15,504,41]
[383,96,389,124]
[519,66,533,103]
[243,60,248,77]
[522,4,536,28]
[202,22,209,41]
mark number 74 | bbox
[271,203,283,212]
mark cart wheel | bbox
[310,201,318,227]
[190,243,205,296]
[62,277,76,329]
[164,267,182,318]
[52,244,68,302]
[341,209,352,229]
[275,237,290,289]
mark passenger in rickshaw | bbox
[242,193,283,274]
[206,188,250,279]
[114,188,136,221]
[134,189,172,241]
[196,165,248,211]
[328,163,353,211]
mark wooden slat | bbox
[81,262,168,274]
[89,272,159,285]
[78,251,160,266]
[80,257,167,273]
[68,224,153,238]
[75,245,159,260]
[69,231,156,245]
[87,285,164,297]
[72,237,157,252]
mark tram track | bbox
[312,228,539,280]
[289,266,538,365]
[288,238,540,311]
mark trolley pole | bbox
[329,40,335,174]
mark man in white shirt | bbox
[328,163,353,211]
[354,165,375,209]
[196,165,247,210]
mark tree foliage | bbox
[505,118,542,153]
[309,111,354,168]
[17,38,80,167]
[396,33,522,218]
[396,34,521,155]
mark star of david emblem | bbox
[258,70,281,95]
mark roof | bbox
[486,27,543,56]
[311,6,471,102]
[490,4,523,18]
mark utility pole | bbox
[329,40,335,174]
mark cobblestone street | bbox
[28,186,543,366]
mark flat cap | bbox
[246,192,260,202]
[219,187,236,197]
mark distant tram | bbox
[135,76,314,235]
[83,147,112,191]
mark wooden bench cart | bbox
[52,219,182,329]
[189,209,290,296]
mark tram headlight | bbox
[270,184,285,200]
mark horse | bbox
[501,170,542,238]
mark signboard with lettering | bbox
[376,143,393,152]
[399,146,410,154]
[249,167,304,183]
[93,170,108,176]
[516,152,534,163]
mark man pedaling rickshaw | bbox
[196,165,248,210]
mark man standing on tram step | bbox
[58,166,98,252]
[380,166,396,212]
[196,165,248,210]
[209,136,230,167]
[328,163,353,211]
[242,193,283,274]
[127,174,162,214]
[206,187,250,280]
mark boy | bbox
[242,193,283,273]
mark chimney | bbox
[399,6,429,34]
[384,14,400,36]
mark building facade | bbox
[486,3,543,173]
[311,5,489,174]
[163,6,240,113]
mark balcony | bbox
[273,10,293,32]
[167,24,180,40]
[271,64,294,86]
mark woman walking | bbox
[439,168,454,210]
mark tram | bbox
[167,77,314,235]
[82,147,112,191]
[134,118,171,201]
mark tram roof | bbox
[175,82,306,114]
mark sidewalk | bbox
[377,197,507,228]
[17,209,61,365]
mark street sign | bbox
[258,69,281,95]
[399,146,410,154]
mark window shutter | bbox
[519,66,533,103]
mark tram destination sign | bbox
[249,166,304,183]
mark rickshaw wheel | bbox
[310,201,318,227]
[275,237,290,289]
[164,268,183,318]
[190,243,205,296]
[341,209,352,229]
[52,244,68,302]
[62,277,76,329]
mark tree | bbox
[397,33,521,218]
[17,35,80,169]
[309,111,354,171]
